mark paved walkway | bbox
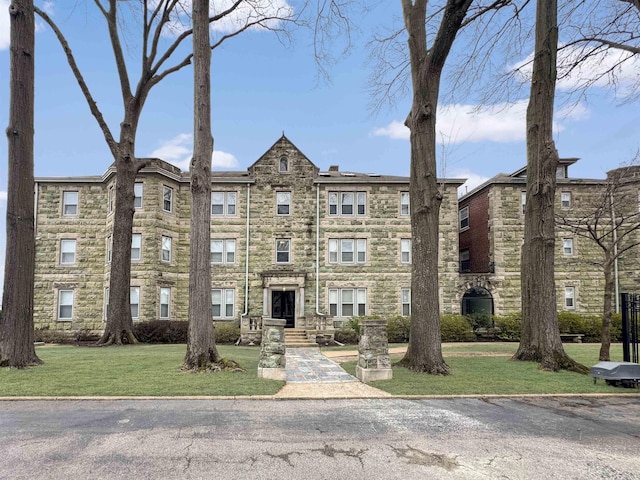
[273,347,393,399]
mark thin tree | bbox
[556,164,640,361]
[513,0,586,373]
[0,0,42,368]
[183,0,219,370]
[35,1,294,345]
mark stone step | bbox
[284,329,317,348]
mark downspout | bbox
[240,183,251,320]
[610,191,620,313]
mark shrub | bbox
[557,311,584,334]
[133,320,188,343]
[386,315,411,343]
[334,327,358,345]
[34,326,72,344]
[214,322,241,344]
[494,312,522,341]
[466,312,494,331]
[440,315,475,342]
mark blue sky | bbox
[0,1,638,286]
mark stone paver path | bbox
[284,348,357,383]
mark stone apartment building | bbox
[458,160,640,317]
[33,135,464,337]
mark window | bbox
[134,183,143,209]
[131,233,142,261]
[328,239,366,264]
[563,238,573,256]
[564,287,575,309]
[160,287,170,319]
[62,191,78,216]
[401,239,411,264]
[521,191,527,214]
[58,290,74,320]
[163,186,173,212]
[161,236,172,263]
[329,288,367,317]
[276,239,290,263]
[211,239,236,264]
[279,156,289,172]
[459,249,470,272]
[104,287,109,321]
[108,186,115,213]
[459,206,469,231]
[212,288,235,318]
[400,192,410,216]
[211,191,236,216]
[276,191,291,215]
[401,288,411,316]
[561,191,572,209]
[328,191,367,216]
[106,235,112,263]
[60,239,76,265]
[130,286,140,319]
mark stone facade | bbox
[458,160,640,316]
[33,135,463,335]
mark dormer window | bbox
[279,156,289,172]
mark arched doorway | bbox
[461,287,494,317]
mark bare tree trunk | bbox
[600,254,614,361]
[0,0,42,368]
[183,0,220,370]
[514,0,586,373]
[397,0,471,374]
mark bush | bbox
[34,326,72,344]
[334,327,358,345]
[440,315,475,342]
[494,312,522,341]
[133,320,188,343]
[214,322,241,344]
[386,315,411,343]
[557,311,584,334]
[466,312,494,331]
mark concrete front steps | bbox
[284,328,318,348]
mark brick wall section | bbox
[459,190,490,273]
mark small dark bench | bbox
[560,333,584,343]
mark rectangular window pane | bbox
[227,192,236,215]
[342,289,354,317]
[211,240,223,263]
[341,239,354,263]
[211,192,224,215]
[521,191,527,214]
[212,289,222,317]
[277,192,291,215]
[225,289,235,318]
[160,288,170,318]
[329,289,338,317]
[561,191,571,208]
[63,191,78,216]
[130,287,140,319]
[341,193,353,215]
[276,239,290,263]
[226,239,236,263]
[328,239,338,263]
[131,234,142,260]
[357,192,366,215]
[161,236,171,262]
[565,287,575,309]
[60,239,76,264]
[356,239,366,263]
[58,290,74,319]
[329,193,338,215]
[400,192,409,215]
[163,186,172,212]
[134,183,143,208]
[401,239,411,263]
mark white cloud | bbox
[43,1,55,14]
[149,133,238,171]
[0,0,10,50]
[373,99,589,144]
[512,44,640,97]
[160,0,294,36]
[448,169,490,197]
[0,191,7,201]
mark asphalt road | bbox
[1,396,639,479]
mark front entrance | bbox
[272,290,296,328]
[461,287,494,317]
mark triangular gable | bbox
[248,133,319,174]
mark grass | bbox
[340,343,634,396]
[0,344,284,397]
[0,342,635,397]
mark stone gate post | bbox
[356,319,392,383]
[258,318,286,380]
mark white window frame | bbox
[108,185,115,214]
[561,191,572,209]
[131,233,142,261]
[276,238,291,264]
[104,287,109,321]
[276,191,291,216]
[328,191,367,216]
[400,192,410,216]
[160,287,171,319]
[212,288,235,319]
[161,235,172,263]
[521,191,527,214]
[401,288,411,316]
[134,183,143,209]
[211,191,237,216]
[211,239,236,265]
[162,186,173,213]
[401,239,411,264]
[106,235,113,263]
[60,239,76,265]
[328,239,366,264]
[328,288,367,318]
[459,206,470,231]
[62,191,78,217]
[563,238,574,256]
[564,286,575,310]
[130,286,140,319]
[57,289,74,321]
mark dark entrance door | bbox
[272,290,295,328]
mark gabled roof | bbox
[248,133,318,171]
